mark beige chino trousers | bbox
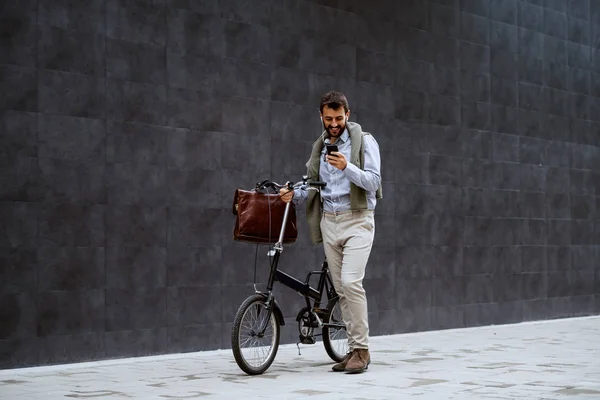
[320,209,374,350]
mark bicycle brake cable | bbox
[253,243,259,293]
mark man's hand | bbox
[279,187,293,203]
[326,152,347,170]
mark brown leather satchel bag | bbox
[232,189,298,244]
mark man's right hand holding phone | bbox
[326,144,347,171]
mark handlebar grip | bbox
[308,180,327,188]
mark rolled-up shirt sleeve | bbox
[292,184,308,204]
[343,135,381,192]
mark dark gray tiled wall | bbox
[1,0,599,368]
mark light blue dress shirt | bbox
[294,129,381,212]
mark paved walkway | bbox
[1,316,599,399]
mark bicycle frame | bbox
[256,181,339,333]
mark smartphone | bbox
[326,144,338,155]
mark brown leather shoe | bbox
[331,351,354,372]
[345,348,370,374]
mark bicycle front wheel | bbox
[231,294,280,375]
[322,296,348,362]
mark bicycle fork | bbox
[255,293,276,336]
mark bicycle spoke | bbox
[239,335,254,348]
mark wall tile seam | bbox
[221,55,271,69]
[102,118,186,130]
[355,78,395,88]
[267,100,315,112]
[104,73,169,87]
[37,67,108,80]
[462,215,549,221]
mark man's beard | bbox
[324,123,346,138]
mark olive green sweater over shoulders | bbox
[305,121,382,245]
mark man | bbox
[280,91,382,374]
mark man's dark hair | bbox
[320,91,349,113]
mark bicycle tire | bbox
[322,296,348,362]
[231,294,281,375]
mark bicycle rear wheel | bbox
[231,294,280,375]
[322,296,348,362]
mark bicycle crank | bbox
[296,307,319,345]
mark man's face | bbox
[321,105,349,139]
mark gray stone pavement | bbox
[1,316,599,400]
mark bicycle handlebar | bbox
[306,180,327,187]
[256,177,327,192]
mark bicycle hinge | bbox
[267,249,276,257]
